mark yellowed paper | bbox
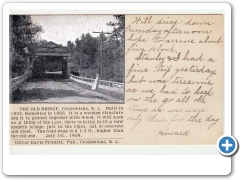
[124,14,223,144]
[10,14,223,145]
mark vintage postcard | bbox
[3,2,232,176]
[9,13,223,145]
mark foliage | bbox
[10,15,43,78]
[71,15,125,82]
[67,41,75,54]
[107,15,125,46]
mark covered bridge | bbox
[33,41,71,79]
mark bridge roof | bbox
[36,41,71,57]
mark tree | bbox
[105,15,125,82]
[73,33,99,75]
[10,15,43,78]
[107,15,125,46]
[81,33,99,66]
[74,37,83,75]
[67,41,75,55]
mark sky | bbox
[31,15,117,46]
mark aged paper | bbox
[124,15,223,144]
[10,14,223,145]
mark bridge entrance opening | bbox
[33,56,68,79]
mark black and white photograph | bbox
[9,15,125,103]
